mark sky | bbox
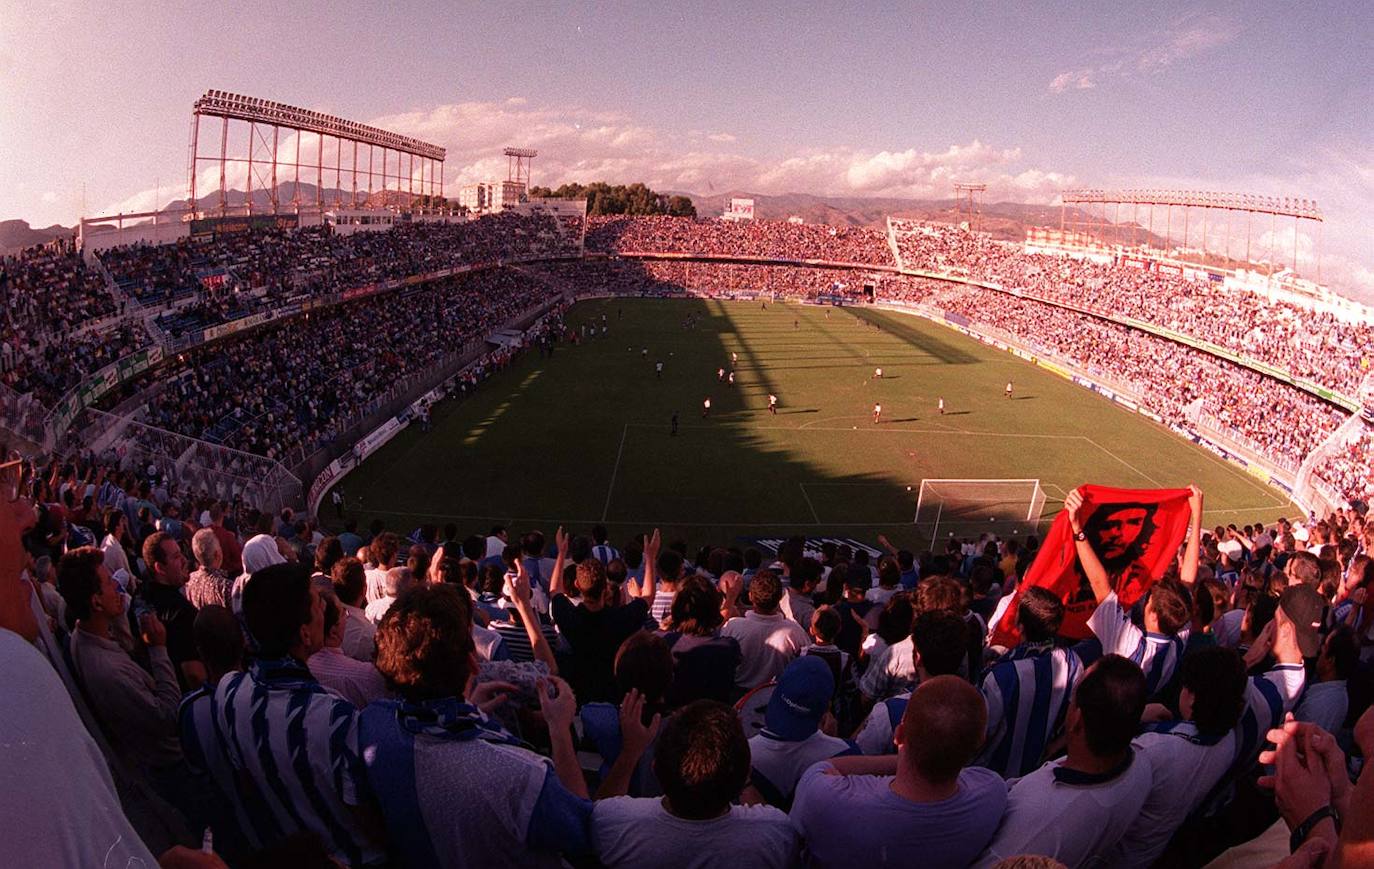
[2,0,1371,296]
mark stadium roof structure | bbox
[1062,188,1322,221]
[1058,187,1325,278]
[190,89,447,216]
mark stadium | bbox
[4,23,1374,869]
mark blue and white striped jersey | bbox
[209,657,384,867]
[591,544,620,566]
[1088,593,1188,699]
[976,639,1103,778]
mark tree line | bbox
[528,182,696,218]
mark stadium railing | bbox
[76,406,304,515]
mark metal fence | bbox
[77,407,303,515]
[0,381,51,452]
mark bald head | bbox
[899,675,987,784]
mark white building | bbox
[459,180,527,213]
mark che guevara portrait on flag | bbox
[992,485,1193,644]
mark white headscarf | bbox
[230,534,288,614]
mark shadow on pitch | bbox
[342,265,955,551]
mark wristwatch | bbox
[1290,805,1340,853]
[1073,530,1087,542]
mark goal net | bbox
[914,478,1046,542]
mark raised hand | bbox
[509,559,533,606]
[1187,484,1204,514]
[537,676,578,732]
[1259,715,1350,819]
[618,688,662,760]
[468,679,519,714]
[141,611,168,648]
[1064,487,1085,533]
[718,571,743,602]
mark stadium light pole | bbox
[246,121,253,215]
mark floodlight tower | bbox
[954,182,987,232]
[504,147,538,188]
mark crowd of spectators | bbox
[888,219,1373,397]
[0,238,118,340]
[3,213,1368,517]
[100,213,582,338]
[9,445,1374,867]
[1314,424,1374,508]
[0,239,153,405]
[580,216,1370,398]
[4,317,151,408]
[126,267,563,463]
[535,258,872,301]
[881,276,1348,473]
[586,215,895,267]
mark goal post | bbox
[914,478,1047,543]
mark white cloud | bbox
[40,190,55,204]
[1048,71,1098,93]
[1048,15,1237,94]
[315,100,1072,206]
[95,95,1372,304]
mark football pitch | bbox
[332,298,1297,549]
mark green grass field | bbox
[332,298,1297,550]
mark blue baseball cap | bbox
[764,656,835,741]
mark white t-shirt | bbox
[591,797,798,868]
[853,692,910,756]
[977,750,1154,868]
[865,585,900,606]
[1218,539,1245,560]
[720,611,810,690]
[748,730,854,806]
[0,629,158,869]
[859,636,917,701]
[365,594,397,625]
[365,566,389,604]
[1109,725,1241,869]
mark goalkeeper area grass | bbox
[333,297,1298,549]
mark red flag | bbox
[990,485,1192,645]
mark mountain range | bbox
[0,185,1266,270]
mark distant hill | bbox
[2,182,412,251]
[0,219,73,255]
[670,189,1108,244]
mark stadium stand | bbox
[6,211,1374,867]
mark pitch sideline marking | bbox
[630,421,1085,440]
[798,483,822,523]
[601,424,629,522]
[1084,437,1166,487]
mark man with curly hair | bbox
[359,583,609,867]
